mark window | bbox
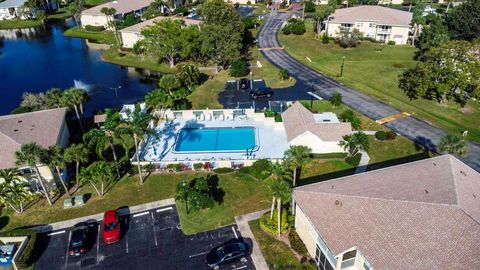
[315,245,335,270]
[369,23,375,28]
[356,22,363,27]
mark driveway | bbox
[34,205,255,270]
[244,11,480,172]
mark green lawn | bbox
[64,26,116,44]
[279,20,480,142]
[0,20,42,29]
[249,219,316,269]
[47,7,73,20]
[102,47,173,73]
[299,158,354,186]
[188,70,227,109]
[85,0,109,7]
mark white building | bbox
[293,155,480,270]
[119,16,201,48]
[282,102,352,154]
[0,0,28,20]
[325,5,413,45]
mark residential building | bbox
[119,16,201,48]
[0,108,70,188]
[80,0,158,28]
[293,155,480,270]
[282,102,352,154]
[325,6,413,45]
[0,0,28,20]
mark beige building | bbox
[293,155,480,270]
[325,5,413,45]
[0,108,70,189]
[80,0,156,28]
[119,16,201,48]
[282,102,352,154]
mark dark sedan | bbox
[68,223,90,256]
[205,241,249,269]
[249,87,273,99]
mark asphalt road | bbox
[250,11,480,172]
[34,205,255,270]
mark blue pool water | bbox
[174,127,256,152]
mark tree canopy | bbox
[446,0,480,41]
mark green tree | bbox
[78,161,114,197]
[145,89,174,115]
[41,146,70,197]
[278,68,289,81]
[118,107,157,184]
[142,0,163,19]
[268,163,292,219]
[175,177,216,213]
[339,109,362,130]
[159,74,181,95]
[329,91,342,107]
[410,0,426,46]
[314,6,334,39]
[0,168,34,214]
[176,64,201,90]
[266,176,291,235]
[46,88,63,109]
[336,27,362,48]
[100,7,121,45]
[339,131,370,157]
[61,87,87,133]
[446,0,480,41]
[20,92,48,111]
[416,15,450,58]
[284,145,311,187]
[37,10,46,23]
[304,0,315,12]
[15,143,52,206]
[438,135,468,156]
[229,60,249,77]
[64,143,89,189]
[175,180,190,214]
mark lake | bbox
[0,19,157,116]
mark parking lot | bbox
[34,205,255,270]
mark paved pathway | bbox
[34,198,175,233]
[256,11,480,172]
[235,209,270,270]
[355,151,371,174]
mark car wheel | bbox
[240,257,247,263]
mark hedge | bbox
[288,230,308,256]
[375,131,387,141]
[84,25,105,32]
[260,210,288,235]
[193,163,203,170]
[213,167,234,174]
[346,153,362,167]
[0,229,39,268]
[311,153,347,159]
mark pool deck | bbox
[140,118,289,163]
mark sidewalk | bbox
[34,198,175,233]
[354,151,370,174]
[235,209,270,270]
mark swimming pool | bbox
[174,127,257,152]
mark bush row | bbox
[260,210,288,235]
[375,131,397,141]
[84,25,105,32]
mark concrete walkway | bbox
[235,209,270,270]
[354,151,371,174]
[34,198,175,233]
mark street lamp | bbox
[340,56,346,77]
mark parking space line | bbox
[188,251,209,258]
[236,266,247,270]
[232,226,239,239]
[151,212,158,246]
[156,206,173,213]
[64,230,71,268]
[132,211,149,217]
[96,224,100,255]
[48,230,65,236]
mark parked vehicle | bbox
[68,223,90,256]
[205,241,249,269]
[239,78,250,90]
[102,210,121,244]
[249,87,273,99]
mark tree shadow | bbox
[207,174,225,204]
[0,216,9,230]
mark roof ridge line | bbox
[294,189,460,208]
[448,155,461,205]
[0,130,22,147]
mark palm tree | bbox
[61,87,87,133]
[100,7,121,46]
[0,168,33,214]
[64,143,89,189]
[267,177,291,235]
[118,106,157,184]
[339,132,370,157]
[268,163,292,219]
[438,135,468,156]
[79,162,114,197]
[145,89,174,118]
[46,88,63,109]
[284,145,312,187]
[15,143,52,206]
[41,146,70,197]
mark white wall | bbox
[290,131,345,154]
[326,21,411,45]
[120,31,141,48]
[80,14,110,28]
[295,204,318,258]
[0,7,28,20]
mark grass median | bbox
[64,26,116,44]
[0,20,42,30]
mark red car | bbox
[102,210,121,244]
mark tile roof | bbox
[294,155,480,270]
[329,5,413,26]
[119,16,201,33]
[282,102,352,142]
[0,0,27,9]
[82,0,155,16]
[0,108,68,169]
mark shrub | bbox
[375,131,387,141]
[304,0,315,12]
[167,163,182,172]
[278,68,290,81]
[213,167,234,174]
[193,163,203,170]
[175,6,189,16]
[85,25,105,32]
[274,114,283,122]
[392,63,407,69]
[11,106,32,114]
[250,159,272,179]
[260,210,288,235]
[238,166,251,174]
[346,153,362,166]
[242,16,256,30]
[247,0,251,4]
[282,18,305,35]
[289,230,308,256]
[229,60,250,77]
[335,27,362,48]
[387,40,396,45]
[0,229,38,268]
[329,91,342,107]
[339,109,362,130]
[322,33,329,44]
[386,131,397,140]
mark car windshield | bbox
[71,239,83,248]
[104,222,117,231]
